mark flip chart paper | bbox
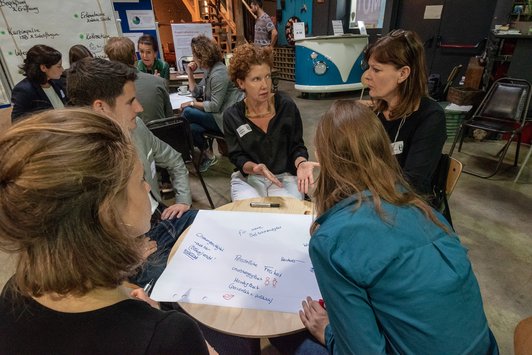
[151,210,321,313]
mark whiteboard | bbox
[0,0,120,87]
[171,23,212,66]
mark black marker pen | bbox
[249,202,281,208]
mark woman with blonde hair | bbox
[299,100,498,354]
[0,109,215,354]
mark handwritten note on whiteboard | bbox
[151,210,322,313]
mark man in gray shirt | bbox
[67,57,196,287]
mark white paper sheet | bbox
[169,92,193,110]
[151,210,321,313]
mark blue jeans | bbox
[182,106,222,151]
[130,209,198,287]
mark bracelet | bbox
[296,159,307,169]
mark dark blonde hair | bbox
[312,100,445,231]
[105,37,136,66]
[191,35,222,69]
[228,43,273,84]
[0,109,146,297]
[69,44,93,66]
[364,29,428,119]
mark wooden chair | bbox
[515,316,532,355]
[431,154,463,227]
[446,157,463,197]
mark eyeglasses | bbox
[388,29,417,57]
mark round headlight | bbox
[314,61,327,75]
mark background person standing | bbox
[250,0,278,47]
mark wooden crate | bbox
[273,46,295,81]
[447,87,484,106]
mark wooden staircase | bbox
[203,0,238,54]
[180,0,240,54]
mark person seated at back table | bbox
[60,44,94,89]
[299,100,499,354]
[137,34,170,80]
[11,44,66,122]
[361,29,446,197]
[224,43,316,201]
[180,35,244,172]
[0,108,216,354]
[105,36,173,124]
[67,57,195,288]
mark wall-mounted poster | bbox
[171,23,213,71]
[126,9,155,30]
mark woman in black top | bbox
[0,109,215,355]
[10,44,67,122]
[224,44,316,201]
[362,29,446,196]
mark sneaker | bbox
[199,155,218,173]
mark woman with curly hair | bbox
[10,44,66,122]
[224,43,316,201]
[181,35,243,172]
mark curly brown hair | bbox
[191,35,223,69]
[228,44,273,85]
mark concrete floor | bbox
[1,80,531,354]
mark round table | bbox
[168,196,314,338]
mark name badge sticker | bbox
[150,160,156,179]
[236,124,252,138]
[391,141,404,155]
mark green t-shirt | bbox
[137,58,170,80]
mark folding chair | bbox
[449,77,532,178]
[146,116,215,209]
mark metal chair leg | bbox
[514,133,522,167]
[449,125,463,156]
[514,143,532,182]
[463,135,515,178]
[191,151,215,209]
